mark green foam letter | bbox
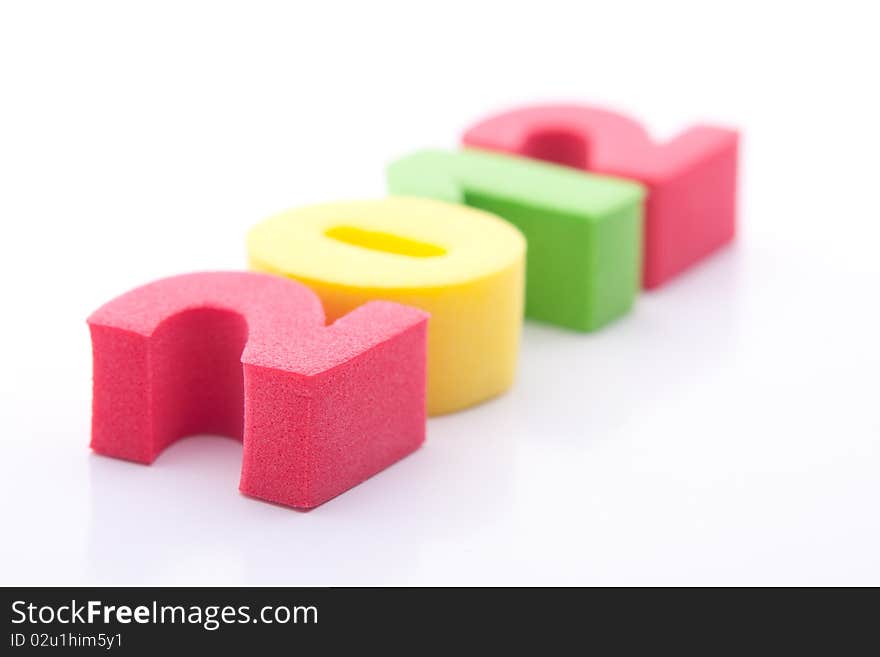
[387,149,645,331]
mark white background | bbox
[1,1,878,586]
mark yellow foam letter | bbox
[247,197,526,415]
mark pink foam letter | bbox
[463,105,739,288]
[88,271,428,509]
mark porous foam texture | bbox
[386,149,644,332]
[87,271,429,509]
[462,104,739,289]
[247,197,525,416]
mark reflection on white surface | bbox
[2,243,879,585]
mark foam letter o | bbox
[247,197,526,416]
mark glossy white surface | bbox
[1,1,878,586]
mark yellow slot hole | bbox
[325,226,447,258]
